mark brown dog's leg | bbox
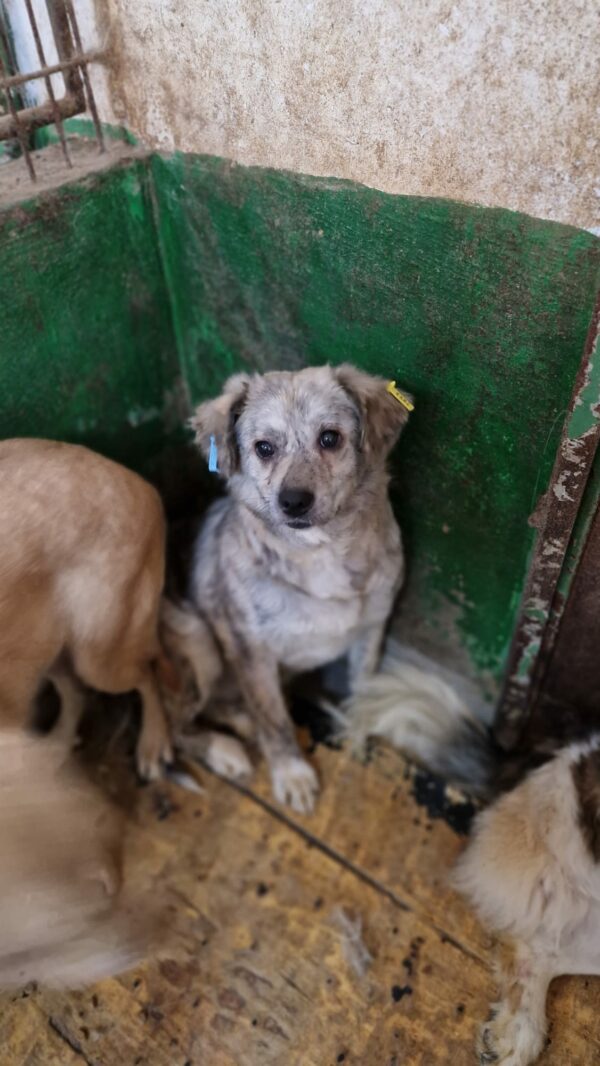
[159,599,222,717]
[74,642,172,781]
[136,668,174,781]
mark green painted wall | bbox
[0,157,183,486]
[1,147,599,690]
[150,153,600,687]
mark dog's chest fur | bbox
[249,547,388,671]
[192,498,403,674]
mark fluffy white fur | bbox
[338,639,493,793]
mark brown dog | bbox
[0,438,171,778]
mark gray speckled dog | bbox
[164,365,412,813]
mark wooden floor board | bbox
[240,744,489,959]
[1,741,599,1065]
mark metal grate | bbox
[0,0,103,181]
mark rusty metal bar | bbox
[63,0,104,152]
[0,1,107,183]
[0,90,80,139]
[23,0,71,167]
[0,49,102,91]
[46,0,83,105]
[0,49,35,179]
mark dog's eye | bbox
[255,440,275,459]
[319,430,341,450]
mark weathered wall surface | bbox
[98,0,600,231]
[1,148,599,682]
[151,153,600,683]
[0,154,185,494]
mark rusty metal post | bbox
[23,0,72,166]
[495,293,600,749]
[0,48,35,179]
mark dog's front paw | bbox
[478,1002,546,1066]
[271,756,319,814]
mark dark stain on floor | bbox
[410,768,477,835]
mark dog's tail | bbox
[337,641,497,797]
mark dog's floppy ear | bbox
[190,373,251,477]
[334,364,412,455]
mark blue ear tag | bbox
[208,435,220,474]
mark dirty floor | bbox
[1,737,599,1066]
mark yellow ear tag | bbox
[387,380,414,412]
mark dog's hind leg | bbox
[177,729,252,781]
[71,559,172,780]
[160,598,222,715]
[134,669,173,781]
[47,666,86,748]
[210,705,255,741]
[73,645,172,781]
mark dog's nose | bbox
[278,487,315,518]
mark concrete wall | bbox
[96,0,600,232]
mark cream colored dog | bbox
[454,737,600,1066]
[0,438,171,778]
[0,730,147,988]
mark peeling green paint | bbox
[1,148,599,687]
[549,437,600,633]
[517,639,541,680]
[568,338,600,438]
